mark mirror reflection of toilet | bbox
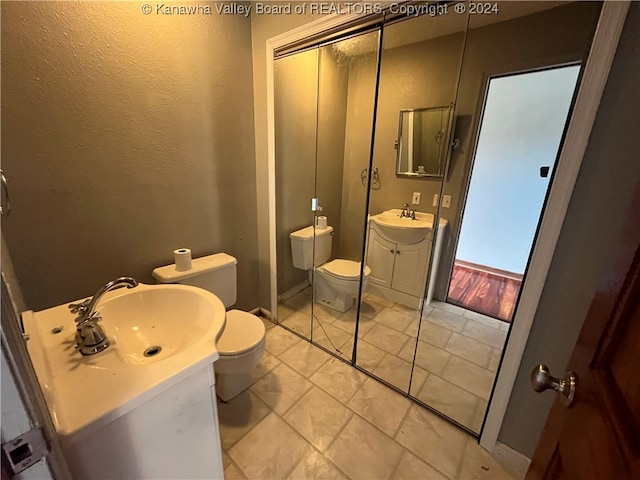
[152,253,265,401]
[290,225,371,313]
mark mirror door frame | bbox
[264,1,630,452]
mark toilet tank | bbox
[152,253,237,308]
[290,225,333,270]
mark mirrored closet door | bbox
[272,0,603,436]
[274,30,381,363]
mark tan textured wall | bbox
[1,2,258,310]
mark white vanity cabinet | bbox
[366,218,446,309]
[366,229,430,298]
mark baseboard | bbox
[258,307,272,319]
[492,442,531,479]
[278,280,310,302]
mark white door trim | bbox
[265,2,629,450]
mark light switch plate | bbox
[412,192,421,205]
[442,195,452,208]
[432,194,439,207]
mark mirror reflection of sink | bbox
[370,209,448,244]
[22,283,226,438]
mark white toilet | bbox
[290,225,371,313]
[152,253,265,402]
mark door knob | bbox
[530,364,577,407]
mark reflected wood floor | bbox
[447,261,522,322]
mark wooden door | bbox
[527,183,640,478]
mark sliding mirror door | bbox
[274,30,381,362]
[274,49,318,339]
[311,31,380,361]
[356,11,468,391]
[409,1,603,434]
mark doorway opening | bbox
[447,65,581,322]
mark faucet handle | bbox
[69,298,91,314]
[75,310,102,328]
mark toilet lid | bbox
[217,310,266,356]
[322,259,371,279]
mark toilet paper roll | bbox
[174,248,192,271]
[316,216,327,229]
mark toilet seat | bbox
[321,259,371,280]
[217,310,265,356]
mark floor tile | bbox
[224,462,248,480]
[251,363,313,414]
[373,307,415,333]
[229,413,312,480]
[332,308,375,337]
[459,437,516,479]
[266,324,302,356]
[310,357,367,403]
[277,302,296,322]
[312,303,344,324]
[279,311,312,340]
[392,302,427,319]
[462,320,507,349]
[414,374,479,429]
[217,390,271,451]
[472,399,488,433]
[426,308,468,333]
[312,319,353,355]
[396,404,467,479]
[326,415,404,480]
[430,300,467,316]
[441,356,495,401]
[410,341,451,376]
[372,352,427,394]
[488,348,502,372]
[363,322,410,355]
[359,298,384,318]
[287,451,348,480]
[284,386,353,452]
[283,290,312,313]
[394,450,449,479]
[279,340,332,377]
[348,377,411,437]
[463,309,504,330]
[222,450,232,467]
[444,333,493,368]
[261,316,276,330]
[253,350,281,380]
[417,320,454,348]
[354,339,386,371]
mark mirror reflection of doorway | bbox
[447,65,581,323]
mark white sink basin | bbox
[22,283,226,440]
[370,209,448,244]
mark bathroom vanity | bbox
[366,210,447,309]
[22,284,226,479]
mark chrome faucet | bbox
[400,203,410,218]
[69,277,138,355]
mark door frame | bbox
[265,1,629,452]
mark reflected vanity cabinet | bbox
[365,222,433,309]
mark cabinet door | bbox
[366,229,396,288]
[392,238,431,297]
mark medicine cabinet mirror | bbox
[395,105,455,178]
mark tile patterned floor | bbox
[218,316,522,480]
[277,288,508,433]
